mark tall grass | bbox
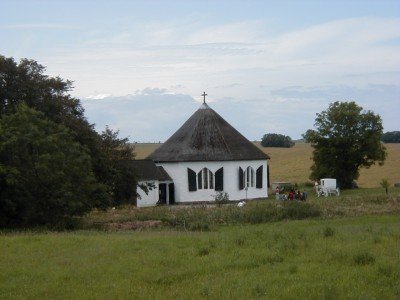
[1,215,398,299]
[83,201,321,231]
[83,188,399,231]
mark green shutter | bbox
[239,167,244,190]
[215,167,223,191]
[256,165,263,188]
[188,168,197,191]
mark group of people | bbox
[275,187,307,201]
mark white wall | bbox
[157,160,268,203]
[136,180,159,207]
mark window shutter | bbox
[256,166,263,188]
[197,171,202,189]
[267,165,270,188]
[215,167,223,191]
[188,168,197,191]
[239,167,244,190]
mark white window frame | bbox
[244,166,255,188]
[197,168,214,190]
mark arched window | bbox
[197,168,214,190]
[244,166,255,188]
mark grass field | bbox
[1,144,398,299]
[134,142,400,188]
[83,188,399,231]
[1,214,399,299]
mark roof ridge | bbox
[209,108,232,156]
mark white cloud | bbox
[80,83,399,142]
[0,23,80,29]
[41,16,400,100]
[17,16,397,139]
[86,93,112,100]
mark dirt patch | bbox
[108,220,163,231]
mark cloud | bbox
[214,83,241,89]
[186,21,267,44]
[0,23,80,29]
[36,16,399,100]
[269,84,400,133]
[86,93,112,100]
[80,82,399,143]
[7,15,397,138]
[81,89,198,142]
[170,84,185,89]
[270,84,400,103]
[136,87,168,95]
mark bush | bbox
[214,192,229,206]
[260,133,295,148]
[381,131,400,143]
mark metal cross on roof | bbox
[201,92,207,104]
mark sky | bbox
[1,0,399,142]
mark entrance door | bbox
[168,183,175,204]
[159,183,167,205]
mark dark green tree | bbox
[381,131,400,143]
[98,127,137,205]
[261,133,295,148]
[303,101,387,189]
[0,104,109,227]
[0,55,139,214]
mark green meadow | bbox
[1,188,399,299]
[1,215,399,299]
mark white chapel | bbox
[133,96,270,207]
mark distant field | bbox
[134,142,400,188]
[133,143,162,159]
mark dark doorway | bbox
[168,183,175,204]
[159,183,167,205]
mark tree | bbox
[261,133,295,148]
[98,127,137,206]
[0,104,109,227]
[0,55,139,216]
[380,179,390,195]
[303,101,387,189]
[381,131,400,143]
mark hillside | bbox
[134,142,400,188]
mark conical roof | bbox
[148,103,269,162]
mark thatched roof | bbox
[148,103,269,162]
[130,159,172,181]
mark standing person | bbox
[297,190,302,201]
[288,190,294,200]
[314,180,319,194]
[275,186,280,200]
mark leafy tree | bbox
[0,104,109,227]
[261,133,295,148]
[0,55,139,216]
[98,127,137,205]
[381,131,400,143]
[303,101,387,189]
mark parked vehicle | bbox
[316,178,340,197]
